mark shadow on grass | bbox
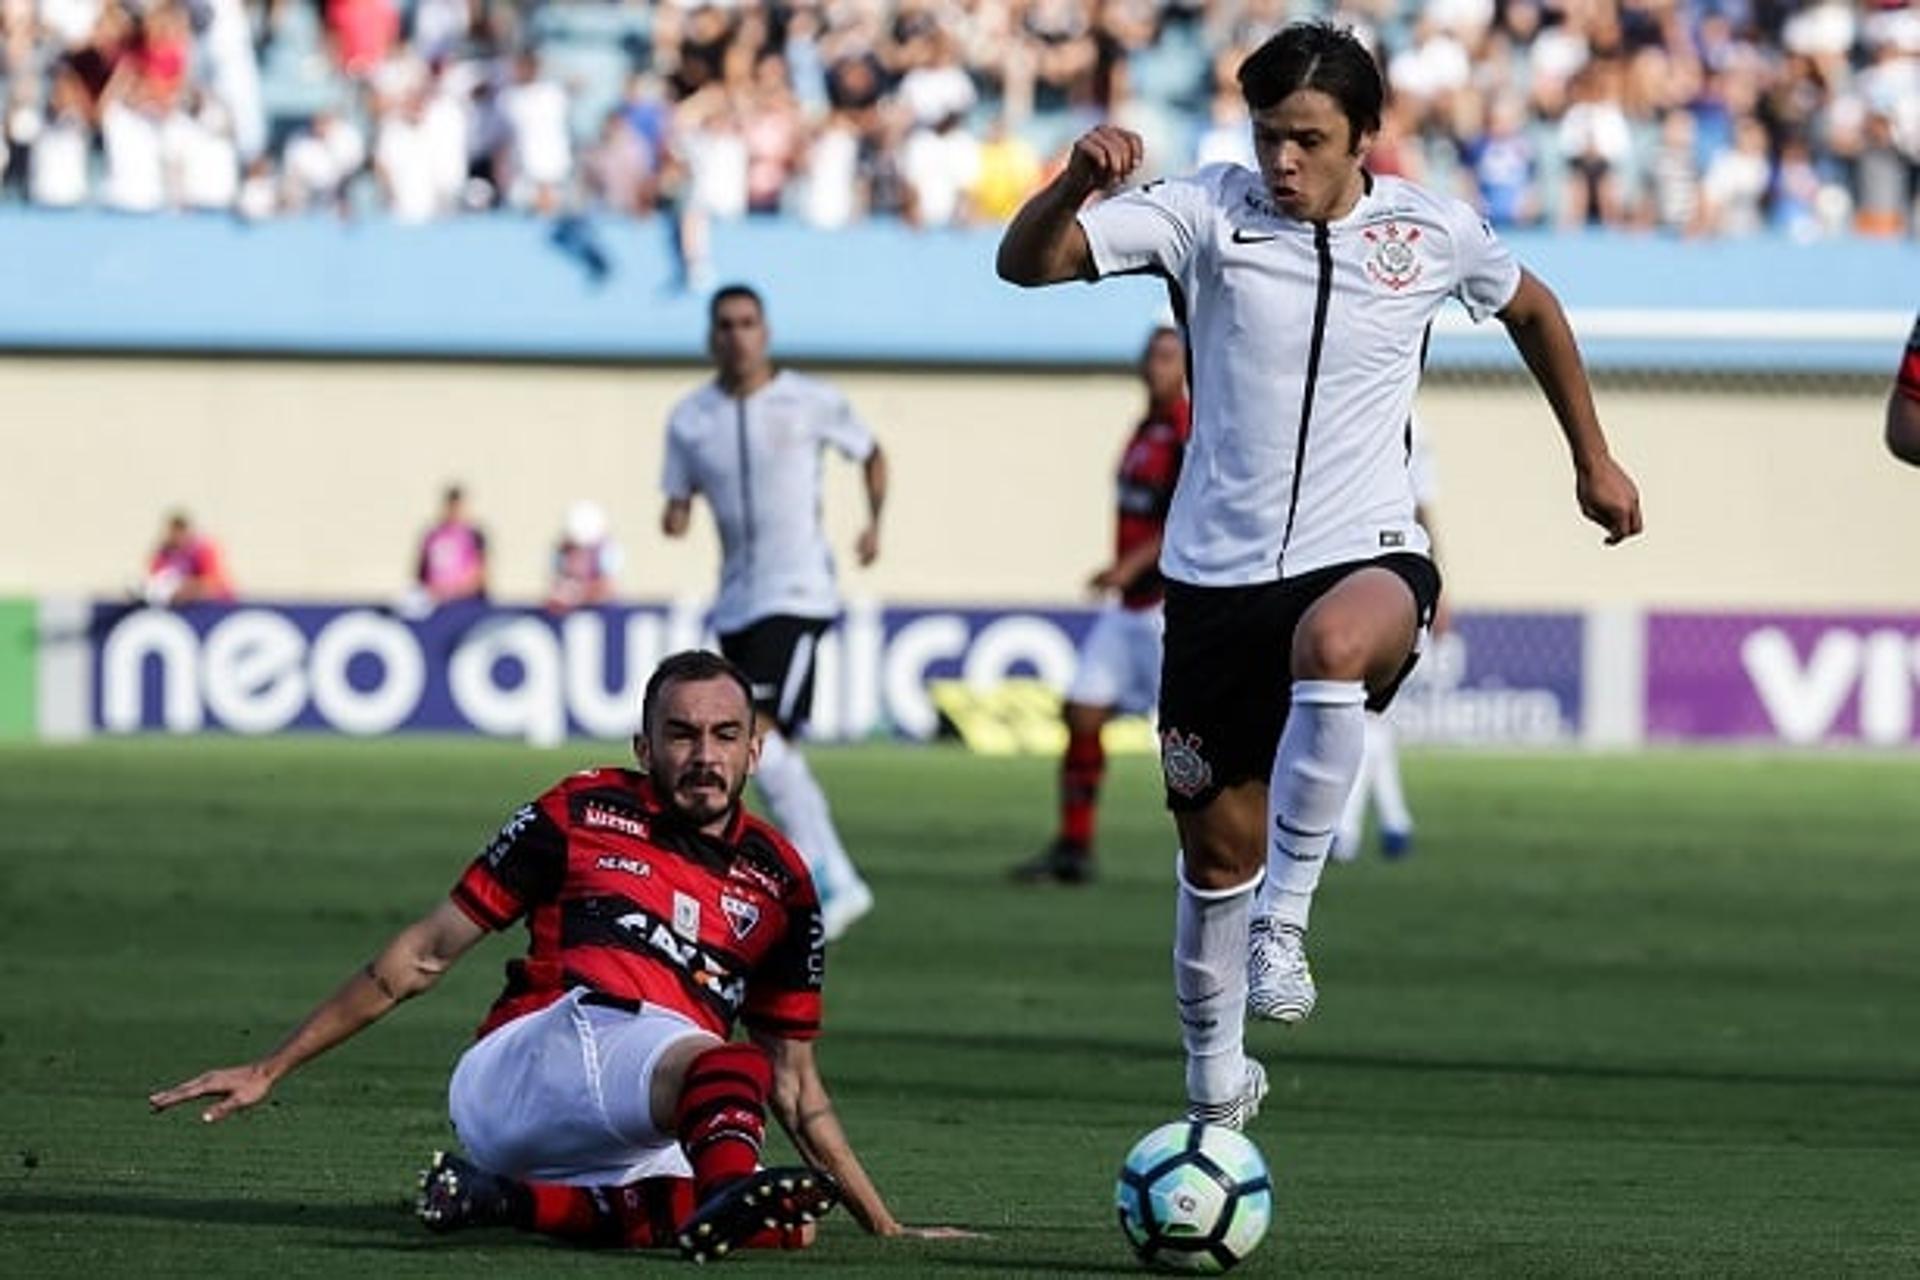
[828,1027,1920,1094]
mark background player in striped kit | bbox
[1887,312,1920,466]
[1015,324,1190,885]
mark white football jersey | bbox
[662,370,876,633]
[1079,166,1518,585]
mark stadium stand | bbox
[0,0,1914,237]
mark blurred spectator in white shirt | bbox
[497,49,572,214]
[793,101,862,229]
[101,71,169,213]
[1701,115,1771,236]
[164,91,240,210]
[376,89,443,222]
[544,500,623,614]
[901,110,979,227]
[27,65,89,207]
[283,110,367,212]
[1557,62,1633,227]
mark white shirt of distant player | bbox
[501,77,573,186]
[661,370,877,633]
[1078,166,1519,585]
[902,124,980,226]
[30,111,89,207]
[377,114,443,223]
[101,101,167,212]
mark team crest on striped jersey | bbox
[721,893,762,940]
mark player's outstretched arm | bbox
[148,900,486,1123]
[996,126,1143,287]
[1497,268,1644,545]
[753,1031,903,1235]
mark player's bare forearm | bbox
[149,901,483,1121]
[1499,270,1610,470]
[863,447,889,525]
[1887,389,1920,466]
[998,127,1140,285]
[759,1035,901,1235]
[1499,270,1644,543]
[1097,535,1162,592]
[661,498,693,538]
[997,171,1098,286]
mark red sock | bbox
[1059,727,1105,850]
[524,1177,694,1248]
[674,1042,773,1200]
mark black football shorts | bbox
[718,615,836,736]
[1157,554,1441,811]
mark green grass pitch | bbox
[1,739,1915,1276]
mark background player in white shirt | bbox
[662,285,888,941]
[998,21,1642,1126]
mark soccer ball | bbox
[1115,1122,1274,1272]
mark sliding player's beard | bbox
[659,762,746,829]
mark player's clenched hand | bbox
[855,524,880,567]
[149,1063,275,1123]
[1067,125,1145,193]
[1576,454,1643,545]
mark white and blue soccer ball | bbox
[1115,1121,1274,1273]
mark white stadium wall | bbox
[0,357,1908,610]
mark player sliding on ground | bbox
[998,20,1642,1127]
[151,650,912,1262]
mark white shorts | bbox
[447,988,717,1186]
[1065,602,1164,715]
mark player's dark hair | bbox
[1237,21,1383,151]
[709,284,765,324]
[642,650,756,734]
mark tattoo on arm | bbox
[363,963,401,1003]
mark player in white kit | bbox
[998,21,1642,1125]
[662,284,889,941]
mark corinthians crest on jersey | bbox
[1362,221,1424,291]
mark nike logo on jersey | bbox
[1231,228,1279,244]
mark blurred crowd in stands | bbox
[2,0,1916,238]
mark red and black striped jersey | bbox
[450,769,824,1043]
[1899,313,1920,403]
[1116,397,1191,609]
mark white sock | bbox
[1255,679,1367,931]
[1332,714,1373,858]
[754,732,865,898]
[1368,713,1412,835]
[1175,859,1263,1105]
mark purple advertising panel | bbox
[1647,612,1920,745]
